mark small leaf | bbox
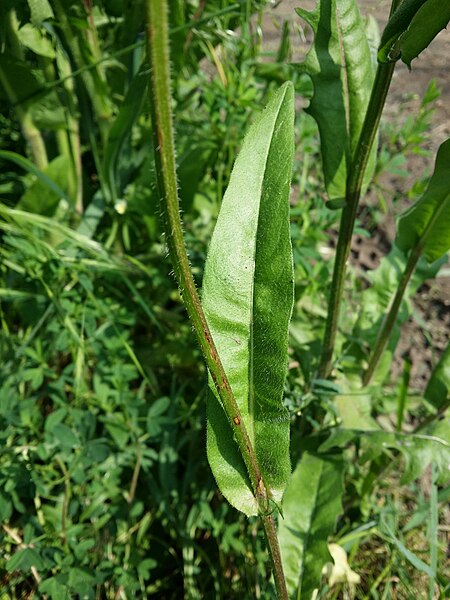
[279,453,345,599]
[296,0,376,201]
[147,396,170,418]
[396,138,450,263]
[39,576,68,600]
[0,150,72,206]
[18,155,72,216]
[51,424,80,449]
[138,558,157,579]
[202,83,294,516]
[7,547,45,572]
[18,23,55,58]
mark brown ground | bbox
[262,0,450,390]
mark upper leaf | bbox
[279,453,345,599]
[296,0,375,201]
[378,0,450,66]
[396,138,450,263]
[202,83,294,516]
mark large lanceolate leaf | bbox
[279,453,345,599]
[378,0,450,66]
[396,138,450,263]
[202,83,294,516]
[296,0,375,202]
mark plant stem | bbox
[364,174,449,385]
[52,0,112,145]
[363,246,420,385]
[318,0,402,379]
[396,356,411,431]
[145,2,288,597]
[262,513,288,597]
[2,10,48,171]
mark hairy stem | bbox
[318,0,402,379]
[145,2,288,597]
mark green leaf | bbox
[378,0,450,66]
[0,52,47,106]
[6,547,45,572]
[353,246,445,383]
[296,0,375,201]
[396,138,450,263]
[380,519,434,577]
[0,150,72,206]
[425,343,450,411]
[27,0,54,25]
[320,429,450,484]
[103,67,148,201]
[278,453,345,599]
[202,83,294,516]
[18,155,72,215]
[18,23,55,58]
[51,424,80,449]
[39,576,69,600]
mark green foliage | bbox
[425,342,450,412]
[397,0,450,66]
[296,0,375,202]
[279,453,345,599]
[202,83,294,516]
[320,429,450,485]
[397,138,450,263]
[0,0,449,597]
[378,0,450,65]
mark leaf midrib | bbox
[248,86,289,448]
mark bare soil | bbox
[262,0,450,390]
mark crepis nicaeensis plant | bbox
[146,0,450,597]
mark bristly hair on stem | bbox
[144,1,288,598]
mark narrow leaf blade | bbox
[103,67,148,200]
[396,138,450,262]
[279,453,345,599]
[202,83,295,516]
